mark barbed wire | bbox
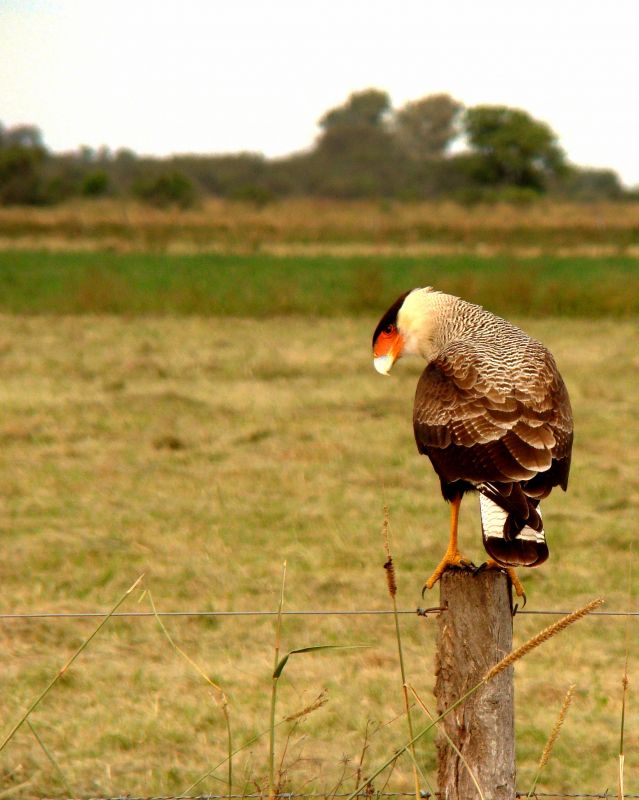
[0,607,637,621]
[35,792,639,800]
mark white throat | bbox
[397,288,443,362]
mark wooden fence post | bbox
[434,569,515,800]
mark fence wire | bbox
[0,608,637,620]
[40,793,639,799]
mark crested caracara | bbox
[372,287,573,598]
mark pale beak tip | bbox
[373,355,394,375]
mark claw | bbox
[422,551,474,595]
[482,559,527,602]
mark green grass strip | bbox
[0,250,638,317]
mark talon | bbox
[482,559,527,601]
[472,561,488,575]
[423,549,474,593]
[506,571,526,602]
[422,495,472,594]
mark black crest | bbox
[372,290,411,347]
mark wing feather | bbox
[413,339,573,490]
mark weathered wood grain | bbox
[434,569,515,800]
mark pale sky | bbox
[2,0,639,186]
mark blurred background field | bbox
[0,210,637,796]
[1,199,639,321]
[2,198,639,254]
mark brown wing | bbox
[413,339,573,497]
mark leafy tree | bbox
[395,93,462,159]
[0,99,629,205]
[78,145,96,163]
[313,89,404,198]
[555,166,623,201]
[115,147,137,163]
[0,146,46,204]
[0,123,48,204]
[463,105,566,191]
[319,88,391,130]
[3,124,44,150]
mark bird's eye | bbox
[384,324,395,335]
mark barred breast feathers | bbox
[398,288,554,394]
[409,288,573,483]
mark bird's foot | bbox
[480,559,527,606]
[422,550,475,596]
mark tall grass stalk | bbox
[0,779,34,799]
[619,666,628,800]
[619,548,633,800]
[482,598,603,682]
[346,597,603,800]
[382,507,420,800]
[400,744,436,800]
[27,720,75,798]
[0,574,143,754]
[145,587,233,797]
[181,717,289,796]
[353,720,373,791]
[181,683,332,795]
[270,646,367,795]
[266,563,368,798]
[269,560,287,800]
[526,684,576,798]
[407,684,484,800]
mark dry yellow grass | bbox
[2,197,639,255]
[0,314,637,797]
[3,196,639,230]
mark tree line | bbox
[0,90,632,207]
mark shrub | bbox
[229,183,275,207]
[0,146,46,205]
[82,171,110,197]
[132,171,196,208]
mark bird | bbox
[372,287,573,599]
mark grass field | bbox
[0,249,638,318]
[2,198,639,254]
[0,309,637,798]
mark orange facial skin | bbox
[373,324,404,362]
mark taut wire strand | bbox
[0,608,637,621]
[31,792,639,799]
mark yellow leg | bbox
[423,496,473,593]
[484,559,526,601]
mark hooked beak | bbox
[374,354,395,375]
[373,331,404,375]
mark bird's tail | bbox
[479,486,549,567]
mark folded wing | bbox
[413,338,573,566]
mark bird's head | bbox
[372,287,440,375]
